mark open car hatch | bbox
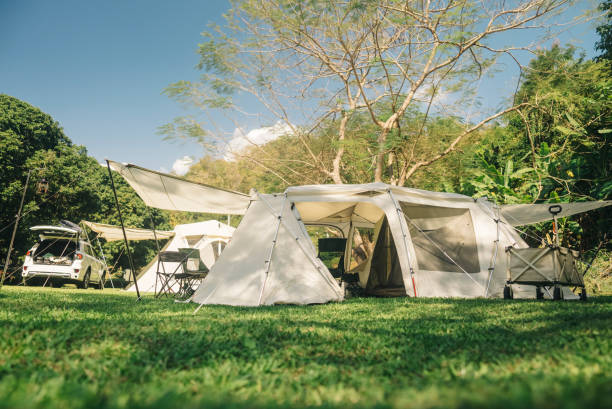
[30,225,79,240]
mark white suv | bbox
[22,224,106,289]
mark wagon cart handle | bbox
[548,205,562,247]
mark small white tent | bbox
[192,194,344,306]
[127,220,235,294]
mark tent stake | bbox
[106,160,141,300]
[1,169,31,289]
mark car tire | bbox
[79,269,91,289]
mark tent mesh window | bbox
[400,203,480,274]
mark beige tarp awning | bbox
[107,160,251,215]
[501,201,612,226]
[81,221,175,242]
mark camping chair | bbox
[155,251,188,298]
[176,248,209,299]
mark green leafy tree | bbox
[595,0,612,61]
[0,95,170,281]
[462,46,611,249]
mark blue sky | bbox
[0,0,230,173]
[0,1,604,174]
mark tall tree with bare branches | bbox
[163,0,588,185]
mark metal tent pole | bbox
[548,205,562,299]
[149,210,167,295]
[257,195,288,306]
[1,169,32,289]
[106,160,141,300]
[95,235,114,289]
[485,204,501,297]
[387,189,418,297]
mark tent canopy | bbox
[501,201,612,226]
[81,221,174,242]
[107,160,250,215]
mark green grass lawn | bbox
[0,287,611,409]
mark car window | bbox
[33,239,77,260]
[81,243,93,257]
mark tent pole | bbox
[1,169,31,289]
[485,203,501,297]
[106,160,141,300]
[95,235,114,289]
[149,210,167,294]
[387,190,418,297]
[257,194,288,305]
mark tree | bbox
[0,95,171,280]
[461,45,611,249]
[595,0,612,61]
[163,0,585,185]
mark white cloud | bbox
[225,121,293,160]
[171,156,194,176]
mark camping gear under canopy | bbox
[81,221,175,242]
[107,160,251,215]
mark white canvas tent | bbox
[192,184,528,306]
[126,220,235,293]
[192,193,344,306]
[108,161,611,306]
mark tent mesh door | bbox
[365,218,406,296]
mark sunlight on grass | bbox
[0,287,610,409]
